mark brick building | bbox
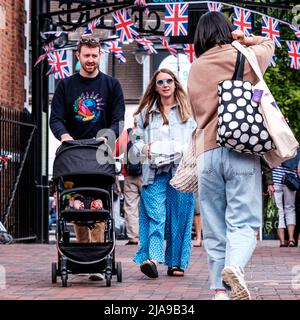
[0,1,34,241]
[0,0,28,111]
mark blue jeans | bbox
[197,147,262,290]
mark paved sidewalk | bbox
[0,240,299,300]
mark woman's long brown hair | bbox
[134,68,192,128]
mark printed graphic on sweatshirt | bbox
[73,92,104,122]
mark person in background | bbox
[112,174,126,239]
[295,177,300,247]
[49,194,57,230]
[188,12,274,300]
[114,114,143,245]
[272,149,300,247]
[133,68,196,278]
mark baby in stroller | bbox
[65,192,106,246]
[63,192,106,281]
[70,193,103,211]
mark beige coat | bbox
[188,36,275,157]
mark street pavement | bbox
[0,240,299,300]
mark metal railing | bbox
[0,106,37,241]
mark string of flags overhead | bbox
[35,1,300,78]
[102,39,127,63]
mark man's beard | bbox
[82,62,99,74]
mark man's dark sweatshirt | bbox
[50,72,125,142]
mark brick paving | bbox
[0,240,299,300]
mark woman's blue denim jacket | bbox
[133,104,197,186]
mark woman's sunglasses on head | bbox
[156,78,174,86]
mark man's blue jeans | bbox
[197,147,262,290]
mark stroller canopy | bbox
[53,139,115,185]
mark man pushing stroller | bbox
[50,36,125,281]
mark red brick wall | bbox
[0,0,25,111]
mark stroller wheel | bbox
[0,232,13,244]
[106,274,111,287]
[51,262,57,284]
[61,271,68,287]
[116,262,122,282]
[105,255,112,287]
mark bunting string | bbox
[36,1,300,71]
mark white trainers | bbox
[221,265,251,300]
[88,273,104,281]
[212,291,230,300]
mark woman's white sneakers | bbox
[221,265,251,300]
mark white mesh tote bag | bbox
[232,40,298,166]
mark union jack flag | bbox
[135,37,157,54]
[83,18,100,36]
[102,39,126,63]
[183,44,195,63]
[47,50,71,79]
[207,2,222,12]
[34,41,54,67]
[164,3,189,37]
[159,37,178,57]
[286,40,300,70]
[233,8,252,36]
[262,16,281,48]
[291,26,300,40]
[112,9,139,43]
[269,55,277,67]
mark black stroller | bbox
[51,139,122,287]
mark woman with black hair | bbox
[188,12,274,300]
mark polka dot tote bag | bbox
[217,51,273,155]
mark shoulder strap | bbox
[124,128,133,163]
[126,128,133,146]
[127,127,132,137]
[232,51,246,81]
[232,41,264,82]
